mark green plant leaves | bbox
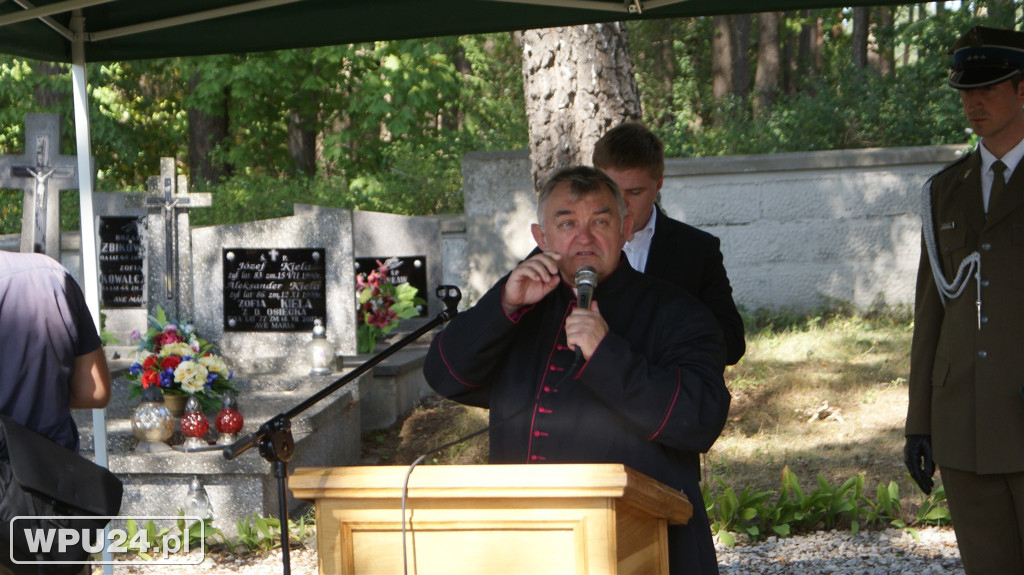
[704,467,951,548]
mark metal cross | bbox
[145,158,191,302]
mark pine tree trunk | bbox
[521,23,640,192]
[754,12,781,119]
[187,72,231,188]
[852,7,869,69]
[287,106,317,177]
[875,7,895,76]
[33,62,65,109]
[731,14,752,101]
[712,15,734,104]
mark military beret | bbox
[948,26,1024,89]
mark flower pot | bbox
[163,393,188,417]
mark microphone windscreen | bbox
[574,266,597,308]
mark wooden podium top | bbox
[290,463,692,525]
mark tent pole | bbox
[70,12,114,575]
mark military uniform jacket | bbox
[907,150,1024,474]
[424,259,730,574]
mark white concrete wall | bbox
[3,144,966,315]
[458,145,965,313]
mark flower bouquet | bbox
[126,307,237,412]
[356,257,426,354]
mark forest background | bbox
[0,2,1015,233]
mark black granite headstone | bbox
[98,216,145,308]
[223,248,327,332]
[354,255,428,318]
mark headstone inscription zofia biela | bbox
[98,216,145,308]
[223,248,327,332]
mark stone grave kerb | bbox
[145,157,211,324]
[0,114,82,260]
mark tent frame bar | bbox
[485,0,692,14]
[2,0,304,43]
[0,0,114,28]
[90,0,302,41]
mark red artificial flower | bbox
[155,330,184,347]
[367,308,397,328]
[160,355,182,371]
[141,370,160,388]
[143,354,160,371]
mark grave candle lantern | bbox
[180,395,210,450]
[131,384,174,452]
[215,394,244,445]
[309,318,333,375]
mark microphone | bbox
[574,265,597,309]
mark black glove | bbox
[904,434,935,495]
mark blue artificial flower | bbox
[159,369,175,388]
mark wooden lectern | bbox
[289,463,691,575]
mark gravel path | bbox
[105,526,962,574]
[716,527,963,574]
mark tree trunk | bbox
[442,39,471,132]
[874,7,895,76]
[796,11,823,91]
[712,15,733,104]
[731,14,752,101]
[287,106,317,177]
[187,72,231,188]
[852,7,869,69]
[33,61,65,109]
[754,12,781,119]
[520,23,640,192]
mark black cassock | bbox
[425,259,731,575]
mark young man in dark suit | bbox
[904,26,1024,573]
[593,122,746,365]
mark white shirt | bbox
[979,138,1024,213]
[623,208,657,273]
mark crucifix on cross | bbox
[0,114,80,259]
[144,157,211,321]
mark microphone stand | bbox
[222,285,462,575]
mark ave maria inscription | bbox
[223,248,326,332]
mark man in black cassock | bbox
[424,165,731,574]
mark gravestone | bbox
[0,114,80,260]
[92,191,150,345]
[191,204,356,374]
[145,157,211,323]
[334,207,443,319]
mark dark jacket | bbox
[646,208,745,365]
[425,261,730,574]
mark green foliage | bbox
[0,4,1016,228]
[232,514,282,552]
[703,467,952,548]
[117,516,218,561]
[110,510,316,562]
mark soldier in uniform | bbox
[904,25,1024,573]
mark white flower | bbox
[174,360,209,394]
[198,354,230,378]
[160,342,193,358]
